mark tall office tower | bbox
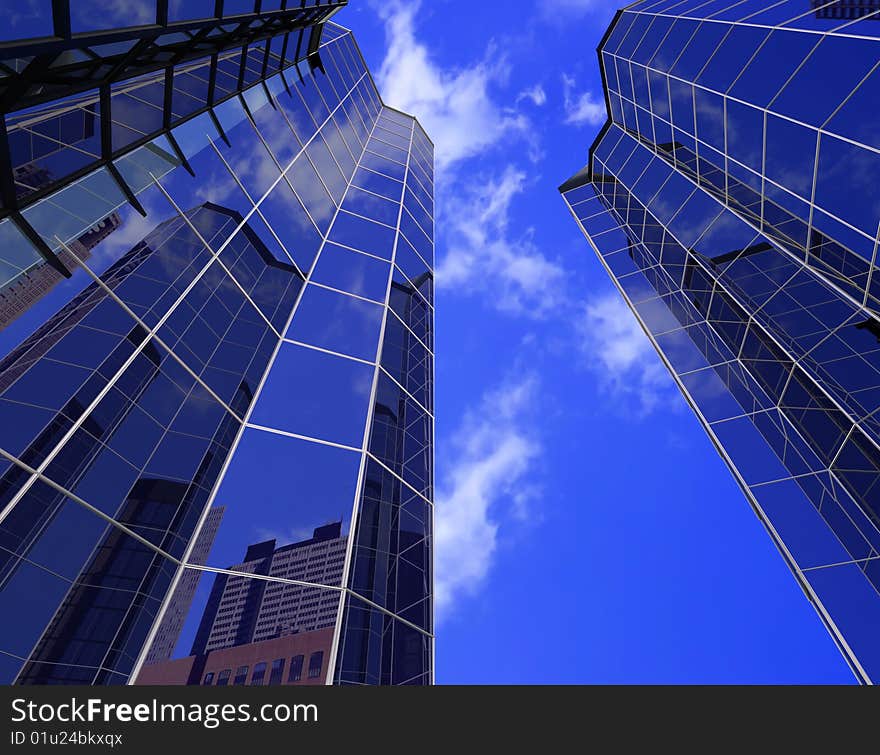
[0,4,433,686]
[561,1,880,683]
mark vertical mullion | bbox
[99,84,113,160]
[237,44,248,89]
[51,0,72,39]
[163,65,174,130]
[0,119,19,209]
[279,32,291,73]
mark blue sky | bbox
[344,0,857,683]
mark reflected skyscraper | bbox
[144,505,225,664]
[811,1,880,20]
[137,524,345,686]
[562,1,880,683]
[0,4,433,686]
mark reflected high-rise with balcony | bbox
[0,3,433,686]
[561,1,880,683]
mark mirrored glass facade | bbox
[0,14,433,687]
[562,0,880,683]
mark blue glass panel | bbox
[223,1,256,17]
[359,151,406,182]
[696,25,772,94]
[3,5,53,42]
[293,63,330,126]
[353,168,403,202]
[771,36,878,128]
[764,115,818,202]
[670,21,728,82]
[8,101,103,202]
[169,1,217,21]
[0,478,178,681]
[336,592,431,684]
[312,243,390,302]
[826,66,880,151]
[212,97,281,201]
[257,178,323,273]
[694,88,725,154]
[284,154,336,234]
[725,100,763,171]
[306,133,346,205]
[249,343,372,446]
[631,15,674,65]
[650,18,700,72]
[729,29,820,108]
[243,87,301,169]
[680,366,750,422]
[71,1,155,33]
[286,285,383,361]
[805,563,880,681]
[815,133,880,239]
[342,187,400,227]
[328,212,397,260]
[323,120,356,182]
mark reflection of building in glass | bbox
[0,212,121,328]
[0,204,301,684]
[336,272,433,685]
[137,525,344,686]
[10,108,98,198]
[194,523,346,654]
[0,9,433,687]
[143,506,225,665]
[811,1,880,19]
[562,3,880,684]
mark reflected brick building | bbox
[0,212,121,328]
[135,628,333,686]
[562,2,880,683]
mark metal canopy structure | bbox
[0,2,346,114]
[0,1,346,273]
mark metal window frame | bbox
[0,8,340,224]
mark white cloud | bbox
[435,374,541,620]
[73,0,153,26]
[540,0,601,17]
[374,0,529,172]
[516,84,547,107]
[9,0,41,28]
[539,0,617,25]
[578,292,678,415]
[562,73,607,127]
[435,165,566,317]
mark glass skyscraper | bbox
[0,3,433,686]
[561,0,880,683]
